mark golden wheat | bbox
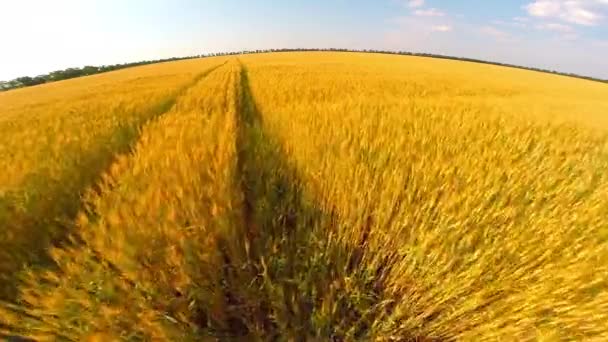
[1,52,608,340]
[0,57,228,299]
[240,52,608,340]
[1,61,242,340]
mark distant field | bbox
[1,52,608,340]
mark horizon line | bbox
[2,48,606,91]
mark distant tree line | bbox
[1,48,606,92]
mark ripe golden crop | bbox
[0,57,228,300]
[1,52,608,340]
[1,61,242,340]
[241,52,608,340]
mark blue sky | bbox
[1,0,607,80]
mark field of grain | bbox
[1,52,608,340]
[0,57,227,300]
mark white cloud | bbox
[407,0,425,8]
[480,26,518,42]
[492,17,529,28]
[526,1,562,17]
[431,25,453,32]
[537,22,575,31]
[562,33,580,40]
[414,8,446,17]
[387,15,455,38]
[524,0,607,26]
[491,17,529,28]
[384,13,608,79]
[536,22,579,40]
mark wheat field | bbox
[1,52,608,340]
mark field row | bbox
[243,53,608,340]
[0,58,227,300]
[1,60,244,340]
